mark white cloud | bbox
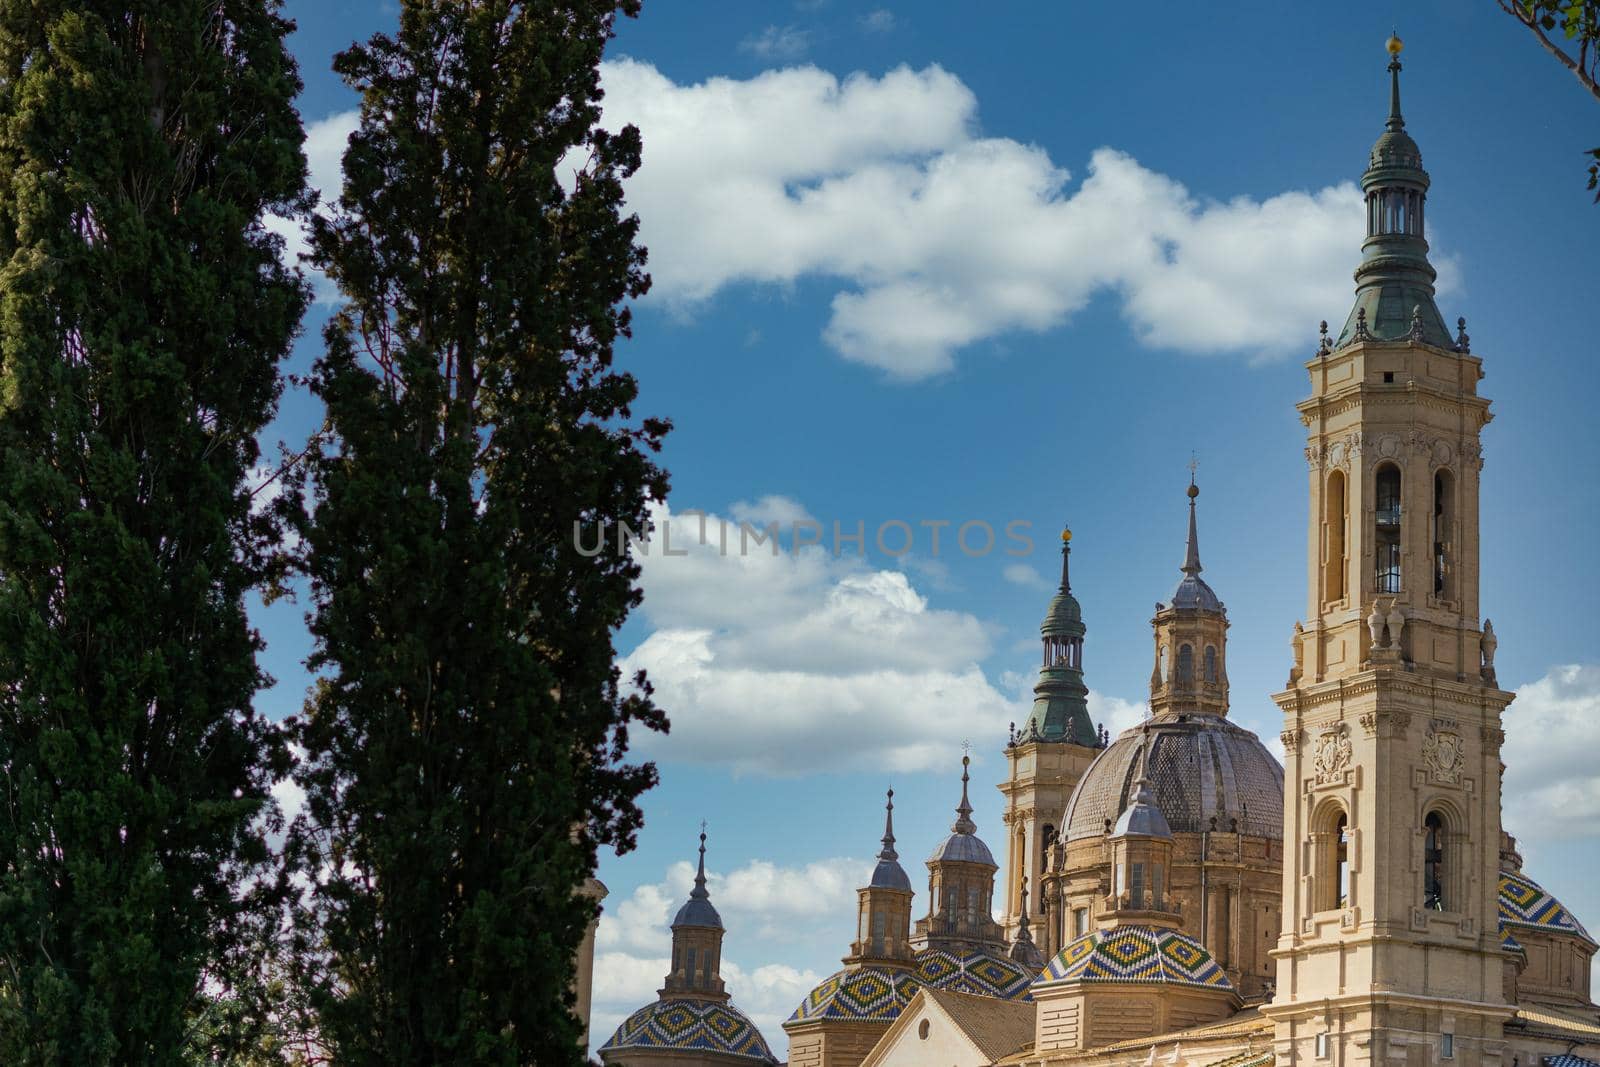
[623,501,1018,775]
[1002,562,1048,589]
[264,109,359,303]
[728,494,816,529]
[1503,664,1600,840]
[590,855,859,1057]
[860,9,896,32]
[622,500,1142,776]
[597,60,1431,379]
[739,25,812,60]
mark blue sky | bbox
[264,1,1600,1055]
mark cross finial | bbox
[700,819,708,835]
[1187,452,1198,481]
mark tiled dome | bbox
[601,999,778,1063]
[1035,925,1232,990]
[1499,870,1594,944]
[787,947,1033,1025]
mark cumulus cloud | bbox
[620,501,1143,775]
[1503,664,1600,840]
[622,502,1016,774]
[589,855,859,1056]
[597,59,1410,379]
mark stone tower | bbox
[916,756,1006,953]
[1264,37,1516,1067]
[1000,529,1104,945]
[1149,478,1230,720]
[662,831,729,1003]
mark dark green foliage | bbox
[0,2,308,1063]
[1497,0,1600,199]
[287,1,667,1063]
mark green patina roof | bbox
[1334,47,1454,350]
[1022,539,1099,747]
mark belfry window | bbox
[1204,646,1218,683]
[1177,644,1194,684]
[1129,863,1145,909]
[1324,469,1347,604]
[1375,465,1402,593]
[1336,815,1350,908]
[1424,811,1446,910]
[686,947,697,986]
[1433,470,1454,598]
[1041,824,1057,876]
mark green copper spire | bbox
[1334,36,1453,349]
[1021,528,1100,747]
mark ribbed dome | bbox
[1369,127,1422,169]
[928,832,996,867]
[1063,716,1283,843]
[1041,588,1084,636]
[1165,573,1222,613]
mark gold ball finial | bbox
[1386,33,1404,56]
[1186,482,1199,500]
[1060,527,1072,543]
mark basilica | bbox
[589,38,1600,1067]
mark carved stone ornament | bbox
[1313,726,1353,785]
[1423,724,1464,784]
[1281,728,1301,754]
[1358,712,1377,737]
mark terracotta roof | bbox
[925,988,1036,1062]
[1515,1006,1600,1038]
[1082,1008,1270,1054]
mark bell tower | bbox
[1000,529,1105,954]
[1264,37,1515,1067]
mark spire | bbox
[1386,34,1405,131]
[952,754,977,835]
[1025,528,1100,747]
[1059,527,1072,591]
[1182,474,1202,578]
[1333,34,1452,349]
[672,825,723,929]
[692,828,710,900]
[1009,876,1045,968]
[880,789,898,861]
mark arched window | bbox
[1433,470,1454,599]
[872,910,887,953]
[1129,863,1145,909]
[686,947,698,987]
[1204,646,1218,683]
[1375,465,1402,593]
[1315,804,1351,912]
[1325,469,1347,603]
[1424,811,1446,910]
[1335,814,1350,908]
[1177,644,1194,684]
[1040,824,1057,877]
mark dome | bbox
[788,949,1032,1025]
[928,832,995,867]
[868,789,913,891]
[1041,587,1085,636]
[1034,925,1232,990]
[602,998,778,1063]
[673,896,723,928]
[1063,716,1283,843]
[1369,127,1422,170]
[1165,572,1222,613]
[1111,775,1171,839]
[1499,869,1594,945]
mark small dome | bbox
[1035,925,1232,990]
[870,856,913,891]
[1063,715,1284,843]
[928,832,995,867]
[602,998,778,1063]
[1369,127,1422,170]
[1165,573,1222,613]
[1112,775,1172,839]
[915,947,1033,1000]
[1041,588,1085,636]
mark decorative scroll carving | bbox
[1281,729,1301,754]
[1313,726,1353,785]
[1423,723,1464,784]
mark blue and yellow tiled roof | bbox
[1499,870,1594,945]
[786,947,1033,1025]
[601,998,778,1063]
[1035,925,1232,990]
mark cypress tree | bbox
[288,1,667,1063]
[0,2,308,1063]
